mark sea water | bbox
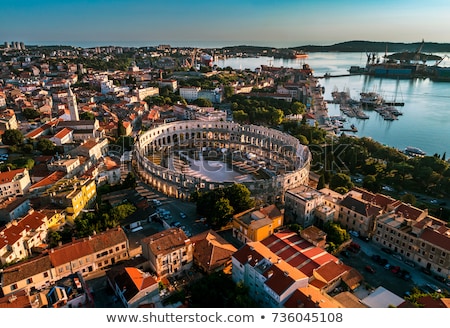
[214,53,450,157]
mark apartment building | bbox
[0,227,129,296]
[43,177,96,222]
[232,204,284,244]
[49,127,74,145]
[0,196,31,223]
[133,86,159,101]
[284,185,326,228]
[232,241,309,307]
[140,228,194,278]
[157,79,178,91]
[337,193,383,238]
[106,266,159,308]
[0,109,18,130]
[179,86,200,101]
[190,229,237,274]
[374,210,450,279]
[0,168,32,200]
[232,229,360,307]
[0,210,48,265]
[47,156,81,178]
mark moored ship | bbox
[404,146,426,157]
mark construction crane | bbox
[435,55,449,66]
[413,39,425,62]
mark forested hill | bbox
[222,41,450,54]
[292,41,450,53]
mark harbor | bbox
[214,52,450,157]
[328,88,404,122]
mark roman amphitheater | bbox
[135,120,311,202]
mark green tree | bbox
[362,174,381,193]
[122,172,137,189]
[210,197,234,228]
[330,173,354,192]
[323,221,350,247]
[23,107,41,120]
[223,85,234,99]
[401,193,417,205]
[47,230,62,248]
[11,157,34,170]
[110,203,137,223]
[2,129,24,146]
[226,183,255,213]
[80,111,95,120]
[187,271,258,307]
[37,138,56,155]
[291,101,306,115]
[192,98,213,107]
[231,110,248,123]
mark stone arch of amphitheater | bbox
[135,120,311,203]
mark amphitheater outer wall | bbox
[135,120,311,202]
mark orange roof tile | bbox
[0,168,26,184]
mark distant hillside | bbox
[292,41,450,53]
[221,41,450,55]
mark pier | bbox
[317,73,355,79]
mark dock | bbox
[382,101,405,106]
[317,73,355,79]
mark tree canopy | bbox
[192,183,255,228]
[2,129,24,146]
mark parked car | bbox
[434,275,447,283]
[379,258,388,266]
[391,265,401,274]
[384,263,391,270]
[381,247,393,254]
[371,254,381,262]
[404,259,416,267]
[392,253,403,261]
[421,267,432,275]
[350,242,361,250]
[399,269,411,281]
[348,244,359,253]
[426,283,442,293]
[349,230,359,237]
[171,221,182,228]
[365,265,376,274]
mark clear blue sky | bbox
[2,0,450,47]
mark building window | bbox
[26,278,33,284]
[11,284,18,291]
[43,272,49,278]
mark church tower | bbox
[67,84,79,121]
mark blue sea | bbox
[214,53,450,158]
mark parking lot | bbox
[339,239,449,298]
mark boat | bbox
[404,146,426,157]
[292,51,308,59]
[360,91,383,107]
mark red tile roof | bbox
[0,211,47,249]
[29,170,66,191]
[53,127,73,139]
[48,227,127,267]
[0,168,26,184]
[261,230,340,277]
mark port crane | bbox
[435,55,448,66]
